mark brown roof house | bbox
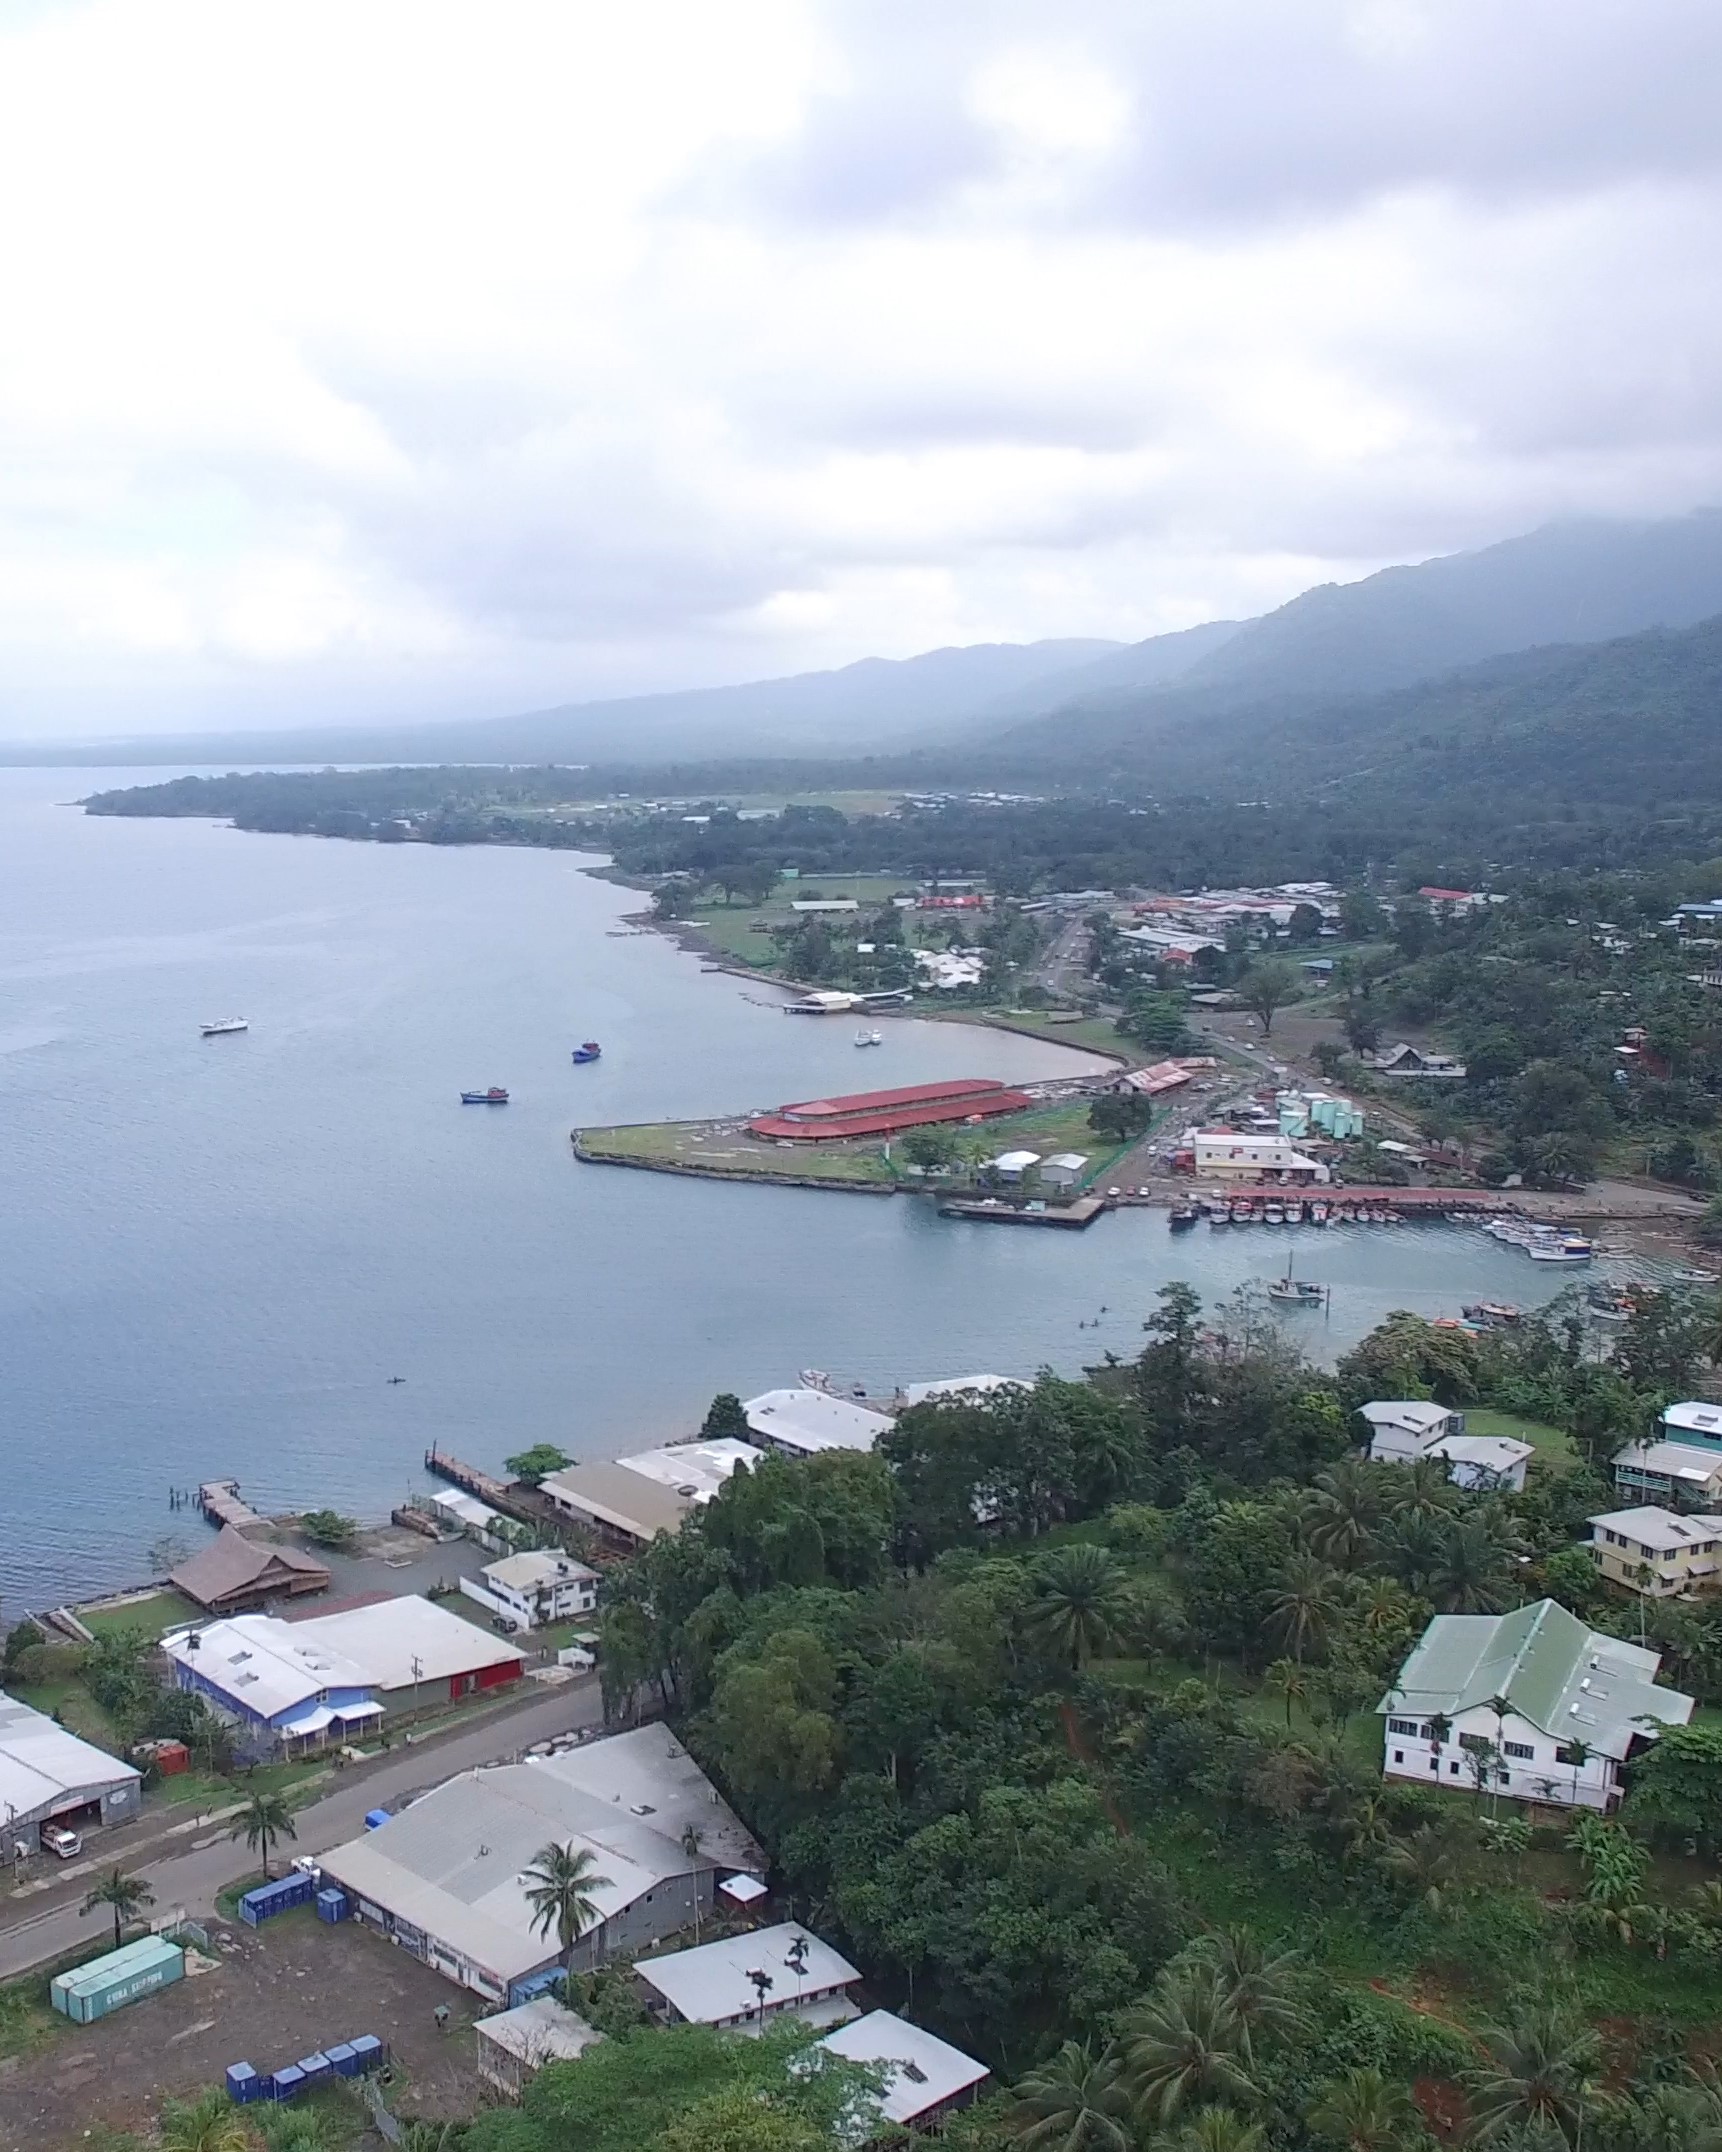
[170,1527,332,1616]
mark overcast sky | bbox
[3,0,1720,739]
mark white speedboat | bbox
[200,1018,248,1037]
[853,1029,883,1047]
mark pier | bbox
[196,1479,269,1532]
[938,1195,1107,1228]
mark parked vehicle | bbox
[41,1824,82,1859]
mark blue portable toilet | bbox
[364,1809,390,1830]
[325,2043,358,2078]
[298,2053,333,2087]
[226,2064,261,2105]
[316,1889,349,1923]
[270,2064,307,2103]
[349,2035,384,2074]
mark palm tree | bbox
[1428,1517,1513,1615]
[1190,1928,1303,2061]
[1340,1794,1395,1867]
[1301,1462,1383,1568]
[1563,1738,1590,1810]
[229,1789,296,1880]
[1385,1455,1460,1526]
[1265,1657,1310,1730]
[81,1865,155,1951]
[1029,1544,1132,1674]
[1464,2009,1601,2147]
[1306,2067,1420,2152]
[1265,1554,1344,1665]
[1008,2040,1134,2152]
[1118,1964,1259,2128]
[1380,1825,1458,1917]
[522,1841,613,1982]
[681,1823,706,1943]
[156,2091,255,2152]
[1165,2109,1268,2152]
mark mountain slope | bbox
[1184,508,1722,697]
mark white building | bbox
[1612,1438,1722,1509]
[1359,1401,1532,1491]
[894,1374,1026,1411]
[474,1998,602,2100]
[615,1439,765,1502]
[636,1922,862,2034]
[1379,1598,1694,1811]
[318,1727,763,2002]
[743,1389,895,1458]
[1039,1153,1090,1192]
[817,2011,991,2132]
[1190,1131,1326,1184]
[989,1149,1041,1183]
[0,1692,143,1855]
[460,1551,599,1632]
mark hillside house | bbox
[1366,1044,1469,1079]
[1359,1401,1532,1491]
[1614,1400,1722,1508]
[459,1550,599,1632]
[1379,1598,1693,1811]
[1589,1507,1722,1597]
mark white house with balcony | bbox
[1378,1598,1693,1812]
[1614,1399,1722,1508]
[459,1551,599,1632]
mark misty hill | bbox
[1184,507,1722,698]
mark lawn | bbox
[966,1009,1133,1060]
[1465,1408,1578,1473]
[78,1590,201,1640]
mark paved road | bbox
[1035,918,1090,1001]
[0,1681,608,1979]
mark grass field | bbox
[974,1009,1133,1059]
[79,1590,201,1639]
[1465,1407,1579,1473]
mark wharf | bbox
[937,1195,1107,1229]
[197,1479,268,1532]
[423,1448,545,1530]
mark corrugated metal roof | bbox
[1380,1599,1694,1760]
[637,1923,860,2024]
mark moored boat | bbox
[201,1017,248,1037]
[460,1087,510,1104]
[1168,1205,1199,1232]
[572,1041,602,1063]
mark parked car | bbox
[40,1825,82,1859]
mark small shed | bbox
[1040,1152,1089,1191]
[989,1150,1041,1184]
[474,1998,601,2100]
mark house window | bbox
[1457,1732,1491,1754]
[1555,1743,1586,1767]
[1449,1762,1460,1775]
[1393,1750,1405,1765]
[1387,1718,1419,1736]
[1504,1741,1534,1761]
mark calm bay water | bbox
[1,768,1582,1607]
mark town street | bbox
[0,1681,609,1980]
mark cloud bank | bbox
[2,0,1720,737]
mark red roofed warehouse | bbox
[749,1076,1032,1142]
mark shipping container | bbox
[50,1937,184,2024]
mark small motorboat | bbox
[201,1018,248,1037]
[1674,1266,1721,1285]
[1310,1201,1330,1226]
[1464,1300,1523,1327]
[853,1029,883,1047]
[1168,1205,1199,1232]
[460,1087,510,1105]
[1230,1202,1254,1224]
[1263,1202,1285,1225]
[572,1041,602,1064]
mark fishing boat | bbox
[1463,1300,1522,1327]
[1526,1236,1592,1263]
[1230,1202,1254,1224]
[460,1087,509,1105]
[572,1041,602,1064]
[1674,1266,1721,1286]
[1168,1205,1199,1232]
[200,1017,248,1037]
[1310,1201,1330,1226]
[1263,1202,1285,1225]
[1268,1261,1326,1306]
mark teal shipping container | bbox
[51,1936,184,2023]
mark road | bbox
[0,1680,608,1980]
[1035,918,1090,1000]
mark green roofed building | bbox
[1378,1597,1693,1811]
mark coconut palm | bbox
[228,1789,296,1880]
[1562,1738,1591,1810]
[1264,1657,1310,1730]
[1383,1455,1460,1527]
[1118,1964,1259,2128]
[1008,2039,1134,2152]
[1028,1544,1132,1674]
[156,2091,256,2152]
[522,1842,613,1981]
[1428,1517,1514,1615]
[1306,2067,1420,2152]
[1380,1825,1459,1917]
[1340,1794,1395,1867]
[1164,2109,1268,2152]
[1265,1554,1345,1666]
[1626,2081,1722,2152]
[1301,1462,1383,1568]
[81,1865,155,1952]
[1464,2009,1602,2147]
[1189,1928,1303,2061]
